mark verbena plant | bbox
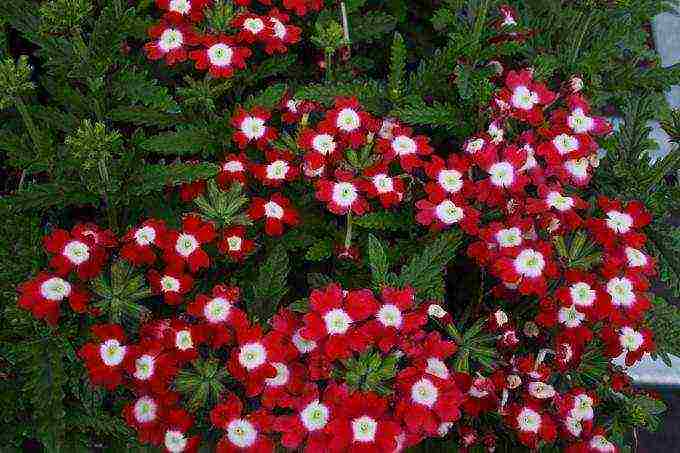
[0,0,679,451]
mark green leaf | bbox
[126,163,218,197]
[367,234,389,288]
[193,180,250,229]
[305,239,333,261]
[141,126,219,156]
[350,11,396,44]
[388,32,406,101]
[251,244,289,319]
[90,259,152,327]
[353,211,411,231]
[398,230,463,299]
[244,83,287,110]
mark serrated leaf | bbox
[305,239,333,261]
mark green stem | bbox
[98,158,118,232]
[14,96,43,155]
[324,48,333,84]
[344,210,353,249]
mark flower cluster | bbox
[144,0,304,77]
[18,58,662,450]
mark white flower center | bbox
[240,116,266,140]
[270,18,286,40]
[264,201,284,219]
[570,282,596,307]
[134,226,156,246]
[558,305,585,328]
[312,134,336,155]
[435,200,464,224]
[428,304,447,318]
[159,29,184,52]
[243,18,264,34]
[607,277,635,307]
[565,158,589,178]
[411,378,439,407]
[495,310,509,326]
[204,297,231,323]
[376,304,403,328]
[571,394,594,421]
[553,134,579,155]
[160,275,181,293]
[133,396,157,423]
[336,108,360,132]
[511,86,539,110]
[300,400,330,431]
[292,328,317,353]
[223,160,244,172]
[489,162,515,187]
[175,233,198,257]
[286,99,300,112]
[40,277,71,301]
[99,339,126,366]
[496,227,522,248]
[514,249,545,278]
[606,210,633,234]
[528,381,555,399]
[169,0,191,14]
[266,160,289,180]
[619,327,644,351]
[238,342,267,370]
[226,236,242,251]
[590,435,616,452]
[391,135,417,155]
[207,43,233,66]
[438,422,454,437]
[227,419,257,448]
[565,416,582,436]
[546,191,574,211]
[134,354,155,380]
[517,408,541,433]
[372,174,394,194]
[465,138,485,154]
[323,308,352,335]
[425,357,449,379]
[265,362,290,387]
[625,247,647,267]
[175,330,193,350]
[164,430,187,453]
[438,169,463,193]
[351,416,378,442]
[332,182,358,207]
[64,240,90,265]
[567,108,594,134]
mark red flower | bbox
[424,154,472,200]
[72,223,117,248]
[300,284,378,361]
[187,285,247,347]
[525,184,588,231]
[497,70,556,125]
[161,215,216,273]
[601,325,654,366]
[123,392,178,446]
[273,384,334,452]
[416,194,480,234]
[127,339,179,395]
[251,149,299,187]
[231,107,277,150]
[157,319,206,364]
[121,219,167,266]
[161,409,200,453]
[211,392,275,452]
[227,324,289,397]
[325,390,401,452]
[376,126,433,172]
[315,170,369,215]
[217,153,249,188]
[475,146,530,207]
[505,402,557,449]
[148,268,194,305]
[491,242,559,296]
[263,9,301,55]
[395,368,464,436]
[155,0,209,22]
[587,197,651,250]
[43,228,107,279]
[555,95,612,136]
[247,194,299,236]
[231,12,272,43]
[78,324,132,390]
[282,0,323,16]
[218,226,255,261]
[536,129,595,165]
[359,164,405,208]
[189,34,251,78]
[17,272,89,324]
[320,97,378,149]
[144,16,197,65]
[179,179,206,202]
[298,125,341,173]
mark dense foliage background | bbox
[1,0,679,451]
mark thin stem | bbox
[344,210,353,249]
[98,157,118,232]
[324,48,333,84]
[340,1,351,58]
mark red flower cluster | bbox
[144,1,303,77]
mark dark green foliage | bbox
[646,297,680,367]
